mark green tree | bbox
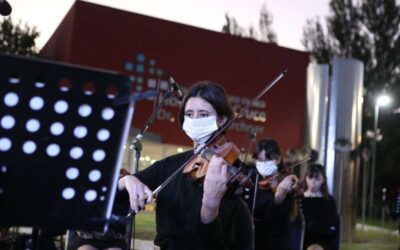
[222,4,277,44]
[0,17,39,56]
[302,17,335,63]
[222,13,246,37]
[302,0,400,204]
[302,0,399,112]
[259,4,277,43]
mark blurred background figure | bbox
[242,138,299,250]
[390,187,400,235]
[299,164,340,250]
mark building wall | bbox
[40,0,309,152]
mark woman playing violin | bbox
[242,138,298,250]
[118,81,254,250]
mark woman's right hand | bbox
[274,174,298,204]
[118,175,153,213]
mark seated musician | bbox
[242,138,299,250]
[118,81,254,250]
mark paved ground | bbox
[134,239,158,250]
[132,224,400,250]
[356,223,399,235]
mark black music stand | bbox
[0,53,133,232]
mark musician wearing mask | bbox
[242,138,298,250]
[118,81,254,250]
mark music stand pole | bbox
[31,228,41,250]
[126,90,175,250]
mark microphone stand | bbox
[126,89,176,250]
[251,173,260,217]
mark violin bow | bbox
[242,131,257,164]
[264,155,311,181]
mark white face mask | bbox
[182,116,218,145]
[255,160,278,177]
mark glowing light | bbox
[377,95,391,107]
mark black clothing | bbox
[135,150,254,250]
[242,174,294,250]
[67,209,127,250]
[299,195,340,250]
[395,191,400,234]
[67,178,129,250]
[67,230,126,250]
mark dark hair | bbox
[304,163,328,197]
[178,80,233,126]
[253,138,284,170]
[253,138,280,159]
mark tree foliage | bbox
[303,0,400,197]
[0,17,39,56]
[302,0,400,112]
[222,13,246,37]
[259,4,277,43]
[222,4,277,44]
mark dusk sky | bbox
[7,0,331,51]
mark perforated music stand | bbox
[0,53,133,231]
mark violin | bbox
[258,169,297,192]
[257,156,310,194]
[183,136,254,189]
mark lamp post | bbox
[361,145,370,231]
[368,94,391,218]
[0,0,12,16]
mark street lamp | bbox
[368,94,391,218]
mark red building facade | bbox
[40,0,309,152]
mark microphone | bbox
[168,77,184,100]
[0,0,11,16]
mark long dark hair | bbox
[178,80,233,126]
[304,163,329,197]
